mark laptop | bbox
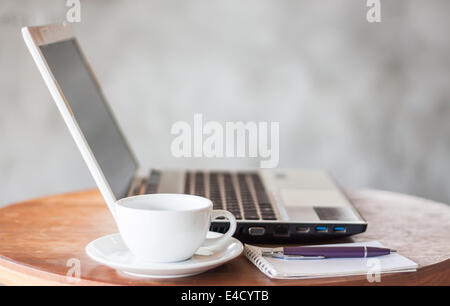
[22,24,367,243]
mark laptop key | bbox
[262,216,277,220]
[194,172,205,197]
[145,170,161,194]
[184,171,191,194]
[209,173,223,209]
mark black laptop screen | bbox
[40,39,137,199]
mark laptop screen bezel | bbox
[22,24,139,220]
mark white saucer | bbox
[85,232,243,278]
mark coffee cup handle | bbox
[201,210,237,250]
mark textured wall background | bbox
[1,0,449,206]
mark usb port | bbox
[333,226,346,232]
[315,226,328,232]
[296,226,310,233]
[248,227,265,236]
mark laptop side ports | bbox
[248,227,265,236]
[333,226,346,233]
[315,226,328,233]
[295,226,310,233]
[273,225,290,237]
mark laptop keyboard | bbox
[184,171,278,221]
[134,170,278,221]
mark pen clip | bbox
[273,254,326,260]
[262,248,325,260]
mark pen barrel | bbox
[283,246,391,258]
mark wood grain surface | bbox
[0,189,448,286]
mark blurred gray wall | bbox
[1,0,449,206]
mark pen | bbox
[262,246,396,260]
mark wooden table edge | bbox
[0,254,448,286]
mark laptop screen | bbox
[40,39,137,199]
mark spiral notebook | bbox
[244,241,418,279]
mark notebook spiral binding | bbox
[244,245,276,278]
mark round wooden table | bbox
[0,189,448,285]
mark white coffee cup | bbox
[114,193,237,263]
